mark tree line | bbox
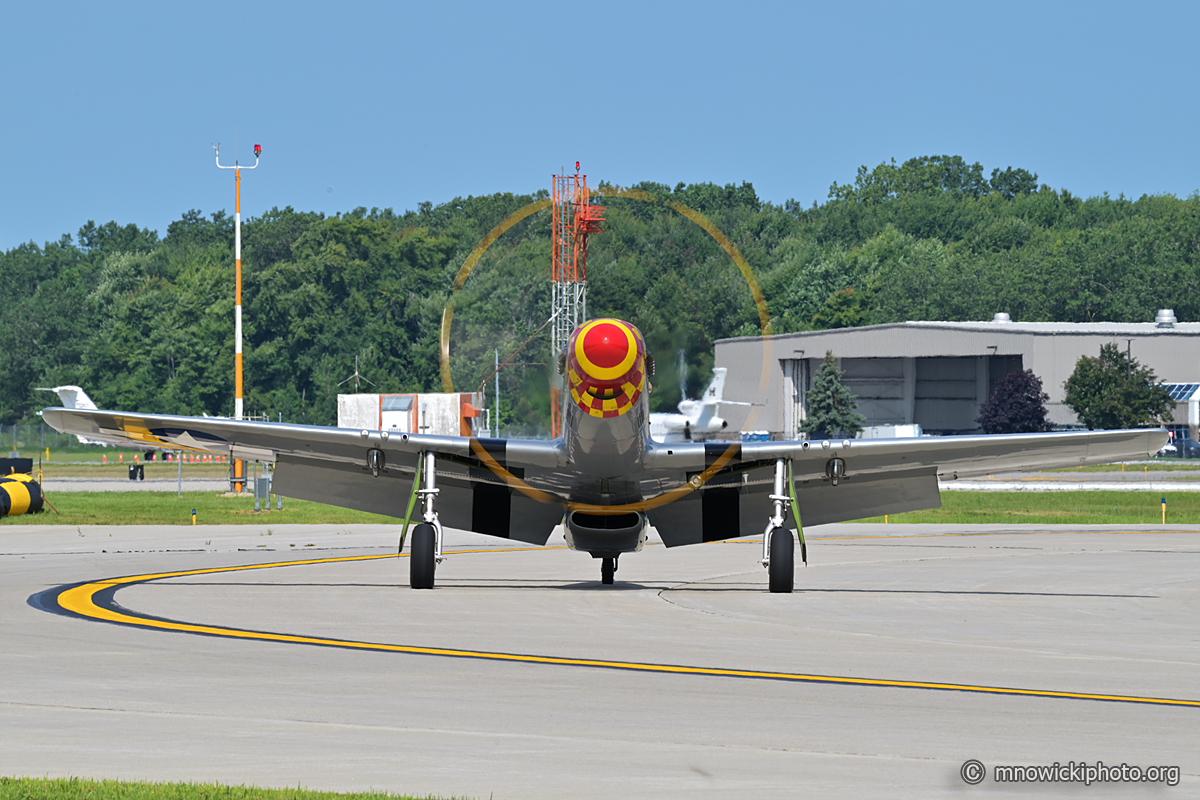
[3,155,1196,429]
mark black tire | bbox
[601,557,615,585]
[768,529,794,593]
[410,523,436,589]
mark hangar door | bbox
[781,359,807,437]
[913,358,980,433]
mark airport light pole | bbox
[215,142,261,492]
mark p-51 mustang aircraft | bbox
[43,318,1166,592]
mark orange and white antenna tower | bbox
[550,162,605,437]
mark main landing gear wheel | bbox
[768,529,794,594]
[601,556,617,585]
[410,523,436,589]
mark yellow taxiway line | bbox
[41,541,1200,709]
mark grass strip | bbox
[36,463,230,479]
[858,490,1200,524]
[0,776,463,799]
[1045,462,1200,473]
[4,490,1199,527]
[1,492,393,526]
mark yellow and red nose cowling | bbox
[567,319,646,419]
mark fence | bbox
[1,423,100,454]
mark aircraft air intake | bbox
[565,509,647,555]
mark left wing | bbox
[640,428,1167,538]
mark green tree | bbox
[811,286,871,329]
[1063,343,1175,429]
[989,166,1039,199]
[3,166,1195,430]
[800,351,865,438]
[976,369,1051,433]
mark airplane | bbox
[42,318,1167,592]
[36,385,158,456]
[649,367,749,442]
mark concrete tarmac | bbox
[1,522,1197,798]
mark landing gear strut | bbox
[601,556,618,585]
[410,451,443,589]
[761,458,795,593]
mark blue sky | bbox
[2,0,1197,251]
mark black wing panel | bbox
[651,463,795,547]
[274,454,564,545]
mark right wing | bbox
[41,407,568,543]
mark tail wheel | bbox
[410,523,436,589]
[768,529,794,593]
[601,556,616,585]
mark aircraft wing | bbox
[41,407,1168,536]
[645,428,1165,480]
[641,428,1167,532]
[729,428,1165,481]
[40,407,567,543]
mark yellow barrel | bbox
[0,474,44,517]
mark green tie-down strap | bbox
[787,460,807,565]
[399,454,424,554]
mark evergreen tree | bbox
[1063,343,1175,430]
[801,351,865,438]
[976,369,1052,433]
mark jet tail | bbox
[36,385,100,411]
[703,368,727,403]
[36,386,101,445]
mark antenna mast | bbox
[549,162,605,437]
[338,356,376,394]
[215,141,261,492]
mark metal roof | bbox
[717,320,1200,344]
[899,321,1200,334]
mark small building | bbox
[714,312,1199,440]
[337,392,485,437]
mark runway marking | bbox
[33,545,1200,709]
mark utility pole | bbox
[215,141,261,492]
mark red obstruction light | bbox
[254,144,262,157]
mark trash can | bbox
[128,465,138,481]
[138,464,145,481]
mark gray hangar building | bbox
[713,312,1199,441]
